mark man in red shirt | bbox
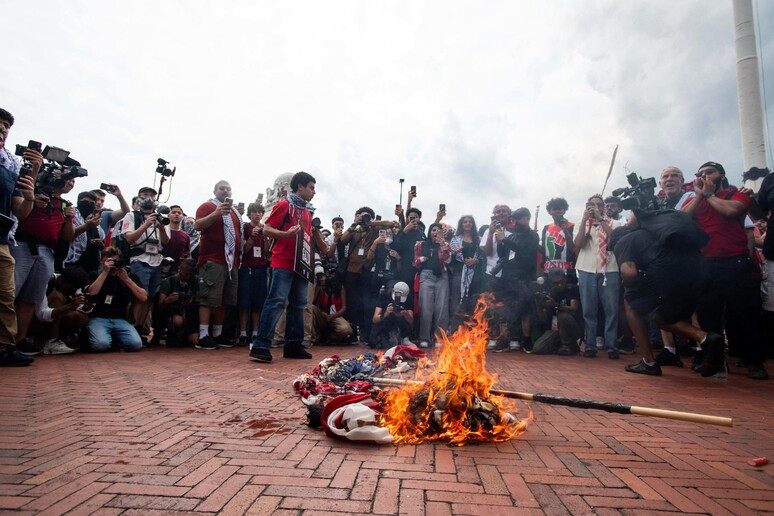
[249,172,328,363]
[194,180,242,349]
[682,161,764,378]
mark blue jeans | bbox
[130,261,162,297]
[252,268,307,350]
[87,318,143,352]
[578,271,620,352]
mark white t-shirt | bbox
[120,211,164,267]
[480,227,513,277]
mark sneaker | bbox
[691,350,704,372]
[700,333,725,378]
[419,341,429,348]
[215,335,234,348]
[493,339,510,353]
[655,349,683,367]
[747,364,769,380]
[618,336,636,354]
[557,345,575,356]
[43,339,75,355]
[607,350,620,360]
[283,345,312,359]
[595,336,605,350]
[16,338,42,356]
[271,339,285,348]
[402,337,414,347]
[249,347,272,363]
[486,340,498,350]
[625,359,662,376]
[509,340,521,351]
[301,340,314,349]
[195,335,219,350]
[583,348,597,358]
[0,345,34,366]
[434,342,443,348]
[237,335,250,347]
[521,337,533,353]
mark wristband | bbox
[703,191,714,198]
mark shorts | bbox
[625,285,699,325]
[12,243,54,304]
[237,266,268,312]
[199,261,238,307]
[129,261,162,297]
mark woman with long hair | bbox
[414,223,452,347]
[449,215,485,331]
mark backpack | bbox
[111,211,145,262]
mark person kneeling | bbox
[370,281,413,350]
[84,248,148,352]
[532,269,582,355]
[310,268,352,343]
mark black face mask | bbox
[77,200,95,217]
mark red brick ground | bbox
[0,344,772,515]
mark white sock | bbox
[240,330,247,337]
[664,346,676,354]
[252,331,258,338]
[644,359,656,366]
[199,325,209,339]
[212,325,223,338]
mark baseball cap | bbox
[138,186,158,196]
[698,162,726,176]
[392,282,410,303]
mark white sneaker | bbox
[402,337,414,346]
[43,339,75,355]
[509,340,521,351]
[434,342,443,348]
[596,336,605,350]
[487,340,498,350]
[419,341,429,348]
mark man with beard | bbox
[64,191,105,272]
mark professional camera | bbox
[156,158,176,177]
[612,172,658,210]
[156,205,171,226]
[360,213,372,225]
[14,139,42,177]
[311,217,323,231]
[178,280,193,302]
[390,302,403,314]
[34,146,88,191]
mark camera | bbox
[360,213,372,225]
[312,217,323,231]
[178,280,192,302]
[612,172,658,211]
[32,146,88,192]
[84,292,99,304]
[156,158,176,177]
[390,302,403,314]
[155,205,171,226]
[14,140,42,177]
[100,182,117,193]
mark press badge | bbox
[358,248,365,256]
[104,295,113,305]
[145,243,159,254]
[253,247,262,258]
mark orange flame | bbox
[378,295,531,446]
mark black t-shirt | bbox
[757,173,774,260]
[548,284,581,324]
[376,285,414,313]
[86,271,143,319]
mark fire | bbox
[377,296,531,446]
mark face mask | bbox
[385,237,393,246]
[77,200,95,217]
[137,197,156,210]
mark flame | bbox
[378,295,531,446]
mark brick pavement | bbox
[0,345,772,515]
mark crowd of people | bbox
[0,107,770,381]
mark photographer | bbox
[120,187,169,344]
[370,281,414,350]
[63,191,105,272]
[449,215,485,331]
[35,266,90,355]
[573,194,621,359]
[492,208,539,352]
[92,185,131,238]
[157,258,199,347]
[310,265,352,343]
[237,203,268,346]
[194,180,242,349]
[611,210,725,377]
[392,207,426,288]
[324,216,348,267]
[532,269,582,355]
[12,167,76,354]
[0,108,41,366]
[84,248,148,352]
[414,223,452,348]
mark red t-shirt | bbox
[195,202,242,268]
[241,223,269,268]
[689,187,750,259]
[266,200,312,271]
[18,198,67,247]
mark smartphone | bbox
[379,229,387,238]
[237,202,245,211]
[100,183,117,193]
[375,215,382,221]
[395,204,401,210]
[257,193,264,203]
[439,203,446,211]
[224,197,233,207]
[410,185,417,196]
[27,140,42,153]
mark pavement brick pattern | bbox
[0,345,771,515]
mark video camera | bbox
[156,158,175,177]
[612,172,658,210]
[27,145,88,192]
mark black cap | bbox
[138,186,157,196]
[511,207,531,221]
[698,161,726,175]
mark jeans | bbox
[12,243,54,303]
[130,261,162,297]
[253,268,307,350]
[418,269,450,341]
[87,318,142,352]
[578,271,620,352]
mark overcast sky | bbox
[2,0,772,227]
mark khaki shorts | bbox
[198,261,238,307]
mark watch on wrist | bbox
[703,191,714,198]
